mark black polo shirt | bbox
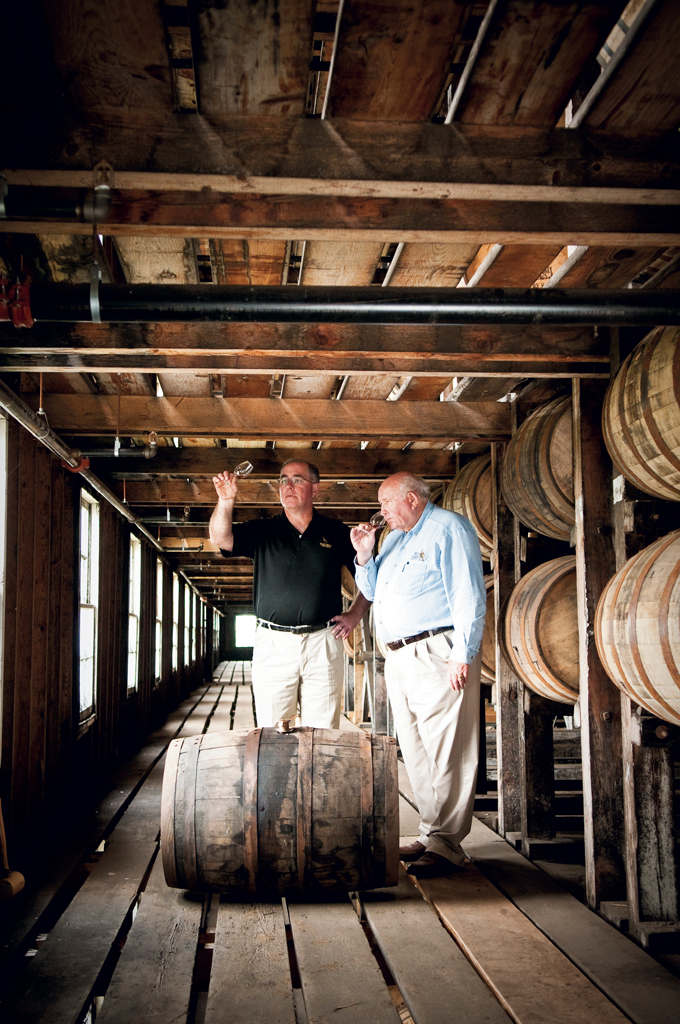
[223,511,356,627]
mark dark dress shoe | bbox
[405,852,460,878]
[399,841,426,861]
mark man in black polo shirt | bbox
[209,459,370,728]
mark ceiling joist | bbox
[31,395,510,442]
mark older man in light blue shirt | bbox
[352,471,486,878]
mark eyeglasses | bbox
[278,475,312,487]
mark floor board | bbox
[288,898,401,1024]
[462,816,680,1024]
[96,855,202,1024]
[3,840,157,1024]
[204,898,296,1024]
[362,868,512,1024]
[415,866,631,1024]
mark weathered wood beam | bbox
[29,395,511,440]
[96,446,457,479]
[120,479,383,506]
[7,191,679,244]
[491,440,523,837]
[0,321,608,379]
[572,376,625,909]
[8,120,679,191]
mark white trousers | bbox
[251,624,344,728]
[385,630,481,866]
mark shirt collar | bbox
[407,501,434,537]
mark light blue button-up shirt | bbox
[355,502,486,664]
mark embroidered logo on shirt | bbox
[320,538,332,549]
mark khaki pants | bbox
[385,630,481,866]
[251,624,344,728]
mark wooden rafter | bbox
[29,395,510,441]
[0,322,608,379]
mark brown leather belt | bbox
[386,625,452,651]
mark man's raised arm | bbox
[209,472,239,551]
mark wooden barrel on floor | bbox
[161,727,399,895]
[443,455,493,560]
[501,396,574,541]
[481,574,496,683]
[595,529,680,726]
[502,556,579,704]
[602,326,680,502]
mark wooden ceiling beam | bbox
[32,394,510,441]
[7,121,679,193]
[122,479,384,506]
[95,446,457,479]
[7,191,679,245]
[0,322,608,381]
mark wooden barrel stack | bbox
[595,530,680,726]
[161,727,399,895]
[502,556,579,704]
[443,454,493,560]
[501,396,574,540]
[603,325,680,502]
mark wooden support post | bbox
[491,442,523,836]
[572,377,626,909]
[475,685,490,796]
[351,614,367,726]
[519,692,556,843]
[372,625,388,737]
[613,475,680,935]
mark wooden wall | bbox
[1,422,77,858]
[0,421,213,862]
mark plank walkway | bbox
[1,661,679,1024]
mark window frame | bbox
[127,533,142,694]
[78,491,100,724]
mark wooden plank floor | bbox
[2,661,679,1024]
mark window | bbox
[79,493,100,718]
[184,586,191,665]
[191,596,197,662]
[213,609,220,656]
[155,558,163,683]
[172,573,179,672]
[127,535,142,692]
[235,614,256,647]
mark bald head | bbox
[378,473,430,532]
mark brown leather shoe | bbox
[399,840,426,861]
[405,852,460,878]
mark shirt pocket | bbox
[392,559,438,596]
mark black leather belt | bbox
[256,618,331,635]
[386,625,452,651]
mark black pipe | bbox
[78,447,158,458]
[1,186,111,223]
[27,284,680,325]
